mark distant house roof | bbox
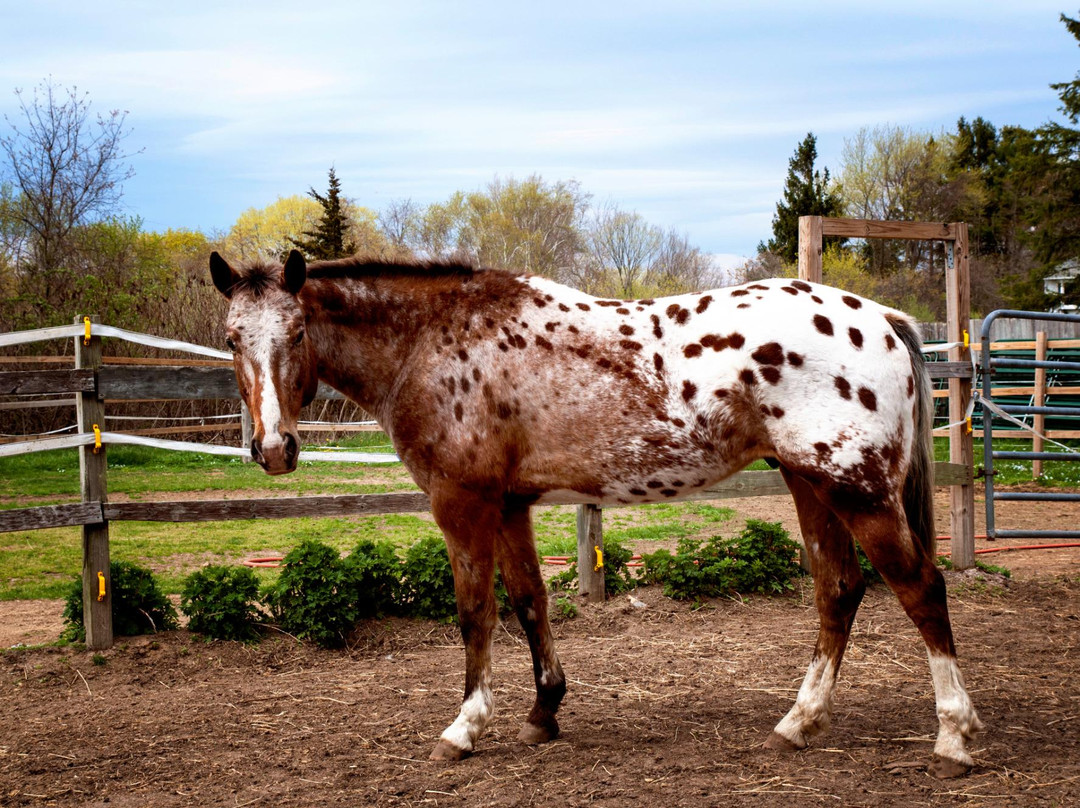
[1046,259,1080,282]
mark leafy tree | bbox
[1051,12,1080,124]
[289,167,357,260]
[759,132,843,264]
[0,79,137,277]
[227,195,321,260]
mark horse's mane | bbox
[228,254,522,296]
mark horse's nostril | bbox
[283,433,298,465]
[250,439,263,463]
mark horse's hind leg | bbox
[428,486,500,761]
[766,470,866,752]
[836,501,982,777]
[496,500,566,744]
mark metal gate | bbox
[979,309,1080,539]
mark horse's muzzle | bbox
[251,432,299,475]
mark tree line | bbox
[751,13,1080,319]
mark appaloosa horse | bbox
[210,250,981,777]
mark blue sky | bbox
[1,1,1076,265]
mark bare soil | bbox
[2,490,1079,806]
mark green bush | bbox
[62,561,179,641]
[181,565,263,642]
[263,539,357,647]
[546,536,637,597]
[345,539,403,619]
[400,536,458,621]
[641,520,803,600]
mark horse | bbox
[209,249,982,778]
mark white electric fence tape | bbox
[2,322,400,463]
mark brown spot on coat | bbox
[535,335,554,351]
[811,295,823,304]
[545,321,559,332]
[849,327,864,349]
[813,314,834,336]
[714,388,729,398]
[646,480,664,489]
[629,487,647,496]
[684,343,703,358]
[558,303,570,312]
[650,314,663,338]
[695,295,713,313]
[751,342,785,365]
[454,402,464,421]
[619,340,642,351]
[666,304,690,324]
[619,324,635,336]
[858,387,878,411]
[616,307,630,315]
[835,376,852,399]
[781,286,798,295]
[842,295,863,309]
[787,352,804,366]
[576,303,590,311]
[792,280,812,292]
[731,289,749,297]
[760,366,781,384]
[907,375,915,397]
[653,353,664,372]
[885,333,896,351]
[772,406,785,418]
[740,369,757,385]
[682,380,698,401]
[533,296,547,307]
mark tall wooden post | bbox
[945,226,976,569]
[797,216,823,284]
[1033,331,1048,480]
[75,315,113,649]
[241,401,253,461]
[576,504,605,603]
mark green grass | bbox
[933,436,1080,487]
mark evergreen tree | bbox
[758,133,844,264]
[289,167,356,260]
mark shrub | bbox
[345,539,403,619]
[62,561,179,641]
[400,536,458,621]
[181,565,263,642]
[641,520,802,600]
[263,539,356,648]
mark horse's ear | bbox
[209,251,238,298]
[283,250,307,295]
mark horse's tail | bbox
[887,313,936,559]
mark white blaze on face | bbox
[232,304,288,449]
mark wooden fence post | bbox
[576,504,605,603]
[945,227,976,569]
[241,401,253,461]
[1033,331,1047,480]
[797,216,823,284]
[74,315,113,649]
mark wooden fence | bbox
[0,318,973,649]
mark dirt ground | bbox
[2,490,1079,806]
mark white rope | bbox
[0,430,400,463]
[975,392,1080,455]
[922,341,964,354]
[0,323,231,360]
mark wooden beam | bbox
[820,218,957,241]
[75,315,112,650]
[96,366,346,401]
[0,369,95,395]
[0,503,104,533]
[1033,331,1048,480]
[926,362,974,379]
[103,491,432,522]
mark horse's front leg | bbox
[429,488,499,761]
[497,500,566,744]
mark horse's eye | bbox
[293,329,305,347]
[225,337,237,352]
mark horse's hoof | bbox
[430,739,470,762]
[763,731,803,752]
[928,754,972,779]
[518,719,559,745]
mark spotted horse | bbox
[210,250,982,778]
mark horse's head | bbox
[210,249,319,475]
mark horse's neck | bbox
[303,277,421,415]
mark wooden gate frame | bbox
[797,216,975,569]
